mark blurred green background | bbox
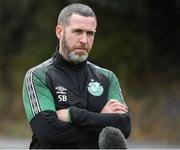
[0,0,180,145]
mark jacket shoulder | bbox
[24,58,53,81]
[87,61,114,78]
[27,58,53,72]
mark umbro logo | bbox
[55,86,67,102]
[55,86,67,94]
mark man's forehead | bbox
[68,14,97,29]
[71,25,96,33]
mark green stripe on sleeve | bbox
[107,72,125,104]
[22,67,55,122]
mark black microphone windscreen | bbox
[98,126,127,149]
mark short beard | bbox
[68,51,88,63]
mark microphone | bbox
[98,126,128,149]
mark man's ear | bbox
[56,25,63,40]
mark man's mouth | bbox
[75,48,87,52]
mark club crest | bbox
[87,79,104,96]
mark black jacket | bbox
[23,50,131,149]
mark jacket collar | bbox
[52,46,87,71]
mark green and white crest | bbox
[87,79,104,96]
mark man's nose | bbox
[79,32,88,44]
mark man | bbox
[22,3,131,149]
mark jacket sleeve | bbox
[69,106,131,138]
[69,71,131,138]
[30,110,94,145]
[22,68,93,145]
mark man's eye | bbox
[73,30,82,33]
[87,31,94,36]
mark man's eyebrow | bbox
[72,28,96,33]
